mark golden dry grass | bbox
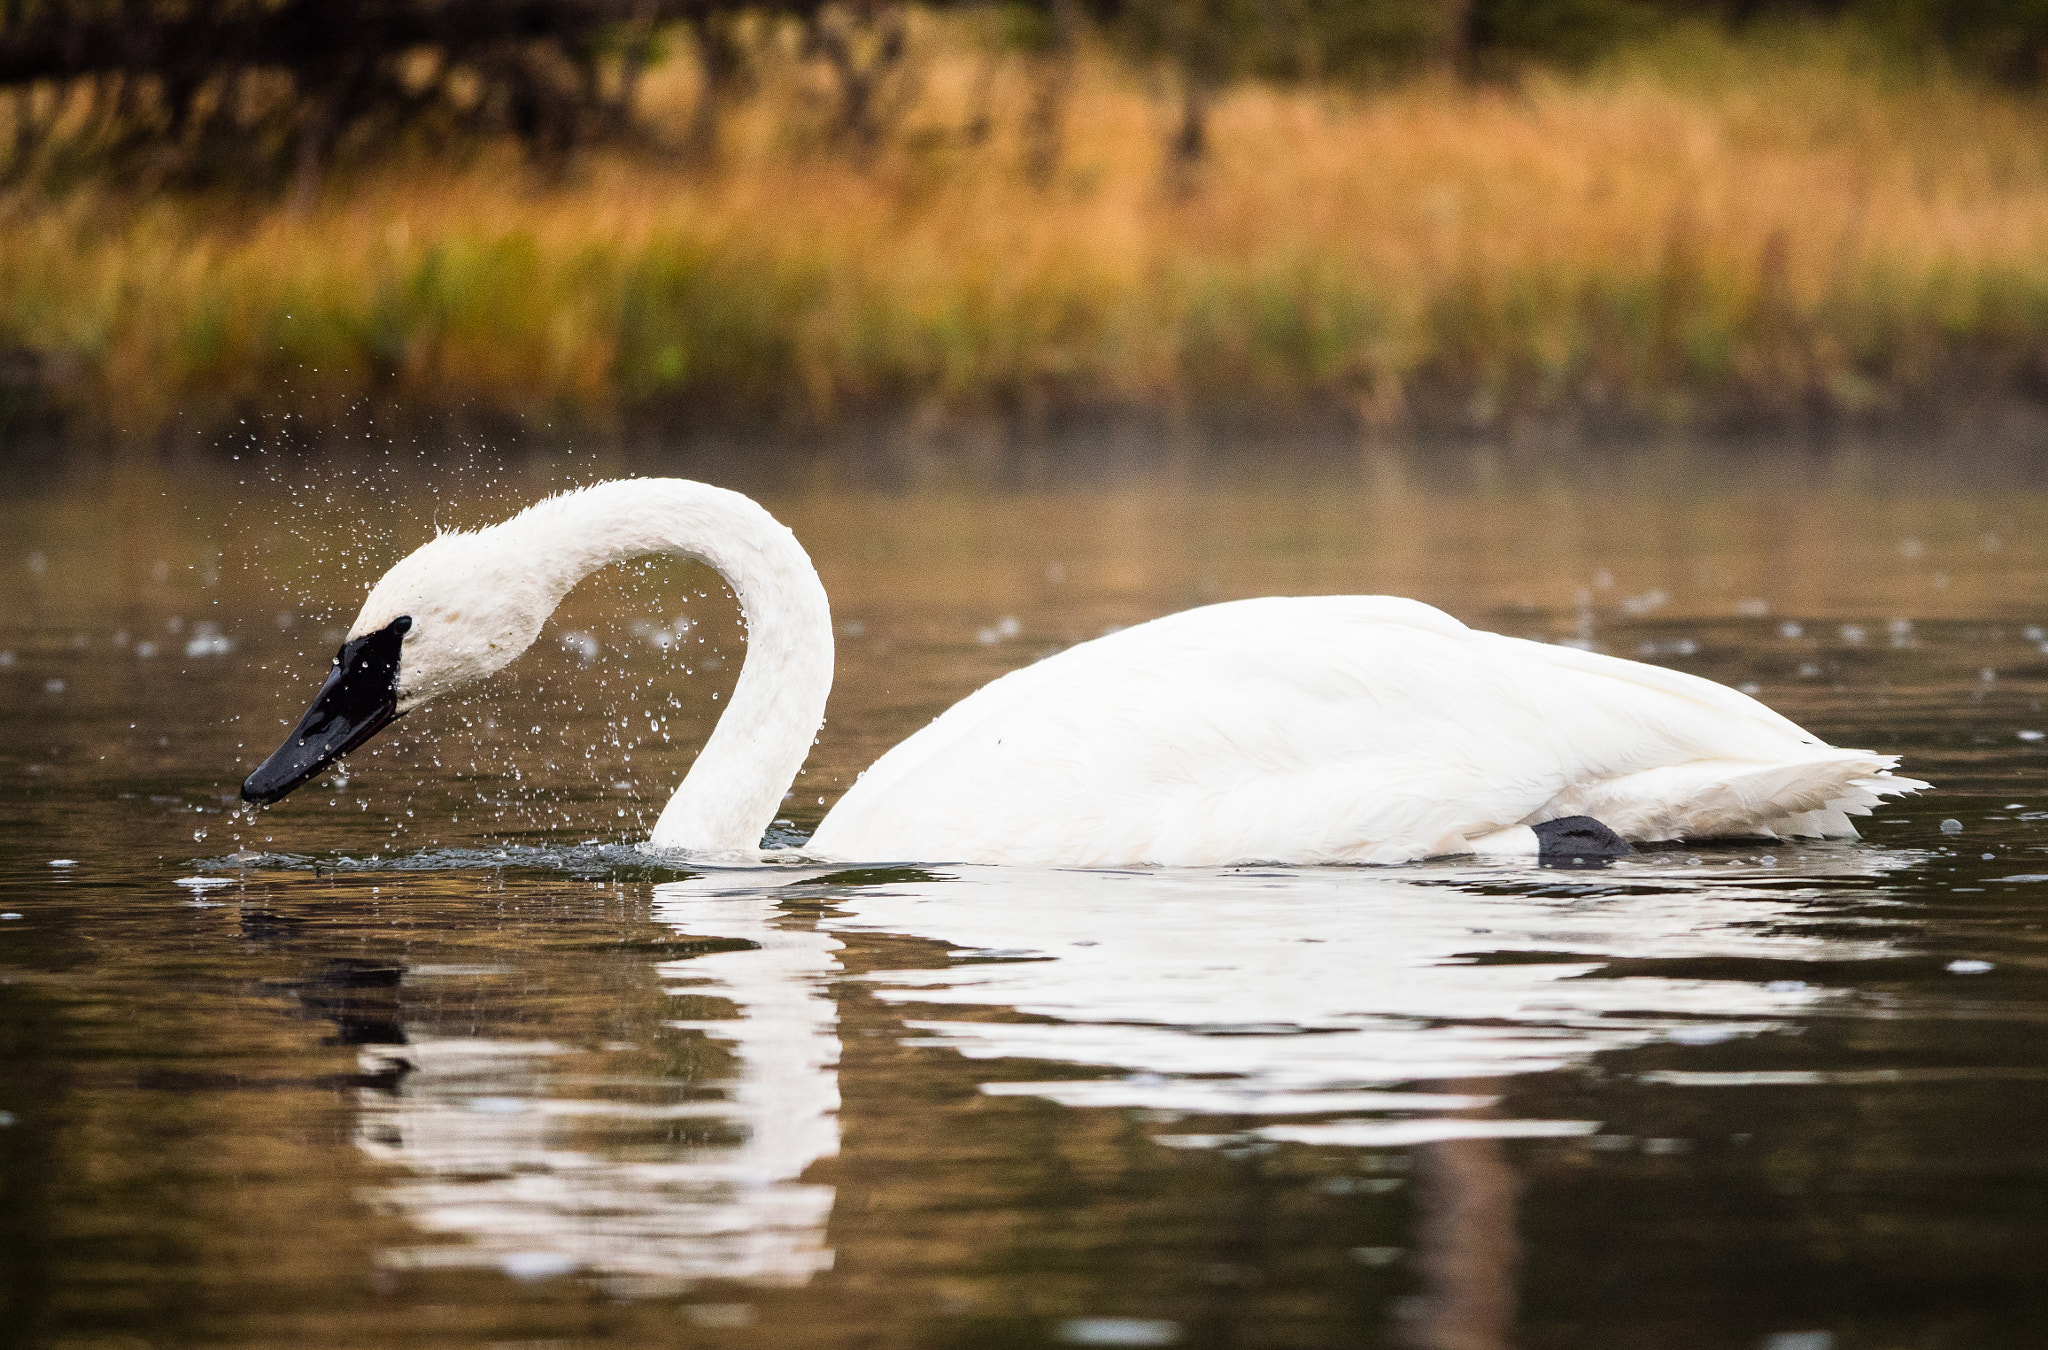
[6,24,2048,435]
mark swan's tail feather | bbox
[1552,753,1930,844]
[1762,769,1930,840]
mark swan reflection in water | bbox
[347,847,1912,1315]
[353,896,842,1296]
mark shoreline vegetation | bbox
[10,22,2048,441]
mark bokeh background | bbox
[11,0,2048,440]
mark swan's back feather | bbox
[809,596,1925,865]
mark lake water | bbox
[6,432,2048,1348]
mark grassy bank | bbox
[7,25,2048,438]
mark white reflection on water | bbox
[355,898,841,1296]
[805,851,1913,1141]
[354,848,1910,1293]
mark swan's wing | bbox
[810,596,1919,865]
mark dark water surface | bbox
[7,436,2048,1349]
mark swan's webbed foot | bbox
[1534,815,1633,868]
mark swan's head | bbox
[241,525,551,805]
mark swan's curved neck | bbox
[511,480,833,854]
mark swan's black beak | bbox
[242,617,412,806]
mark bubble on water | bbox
[174,877,233,889]
[48,859,75,867]
[1761,1333,1835,1350]
[498,1251,576,1280]
[1056,1319,1182,1347]
[1947,959,1993,975]
[1940,818,1964,834]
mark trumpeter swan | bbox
[241,477,1927,864]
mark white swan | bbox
[242,477,1928,864]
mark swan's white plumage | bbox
[332,478,1926,865]
[345,478,833,856]
[809,595,1924,865]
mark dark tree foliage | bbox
[1860,0,2048,82]
[0,0,819,191]
[3,0,2047,193]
